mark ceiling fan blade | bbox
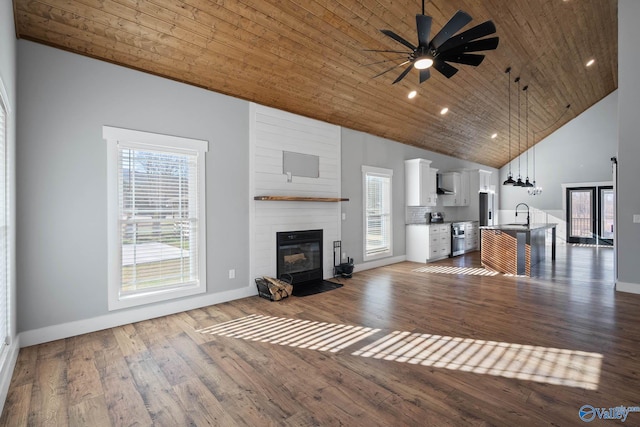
[436,21,497,53]
[372,60,410,78]
[363,49,411,54]
[393,63,414,84]
[419,69,431,83]
[438,53,485,66]
[430,10,473,49]
[432,59,458,78]
[439,37,499,55]
[380,29,416,50]
[416,14,432,46]
[362,57,411,67]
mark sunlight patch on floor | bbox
[196,314,380,353]
[198,315,602,390]
[352,331,602,390]
[412,266,499,276]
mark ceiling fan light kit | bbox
[369,1,499,85]
[414,57,434,69]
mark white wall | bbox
[250,103,342,281]
[616,0,640,293]
[499,91,618,212]
[17,41,253,343]
[0,0,19,410]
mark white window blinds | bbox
[118,147,199,294]
[363,166,393,260]
[104,126,208,310]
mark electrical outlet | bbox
[228,269,236,279]
[634,214,640,224]
[342,252,347,260]
[342,213,346,220]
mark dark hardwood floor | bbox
[2,244,639,426]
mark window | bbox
[362,166,393,261]
[103,126,208,310]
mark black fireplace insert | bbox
[276,229,324,286]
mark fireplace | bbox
[276,229,323,286]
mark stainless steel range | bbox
[451,222,466,256]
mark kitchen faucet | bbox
[515,203,530,227]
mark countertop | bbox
[479,223,557,231]
[406,220,479,226]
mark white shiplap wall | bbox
[250,103,342,281]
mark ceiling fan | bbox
[367,2,499,84]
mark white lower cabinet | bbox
[465,222,479,251]
[406,223,451,263]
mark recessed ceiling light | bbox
[440,107,449,115]
[491,133,498,139]
[586,59,595,67]
[408,90,417,99]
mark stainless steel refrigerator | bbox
[479,192,494,226]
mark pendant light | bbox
[528,103,570,196]
[523,85,534,187]
[514,76,524,187]
[503,67,516,185]
[528,141,542,195]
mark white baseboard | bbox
[354,255,406,273]
[0,336,21,415]
[19,286,257,347]
[616,281,640,295]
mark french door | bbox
[566,185,614,245]
[598,186,614,246]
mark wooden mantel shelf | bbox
[254,196,349,202]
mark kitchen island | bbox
[479,223,556,276]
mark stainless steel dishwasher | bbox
[451,222,466,256]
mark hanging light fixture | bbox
[528,103,571,196]
[514,76,524,187]
[503,67,516,185]
[523,85,534,187]
[528,142,542,196]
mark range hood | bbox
[436,173,455,195]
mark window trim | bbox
[362,165,393,262]
[103,126,208,311]
[0,78,9,349]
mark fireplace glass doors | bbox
[276,230,323,285]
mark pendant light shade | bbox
[503,175,516,185]
[503,67,515,186]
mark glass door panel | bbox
[567,187,596,244]
[598,186,614,245]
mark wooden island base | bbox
[480,224,556,276]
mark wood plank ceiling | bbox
[12,0,617,168]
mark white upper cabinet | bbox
[479,169,492,192]
[405,159,437,206]
[458,170,470,206]
[441,171,469,206]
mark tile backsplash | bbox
[406,206,432,224]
